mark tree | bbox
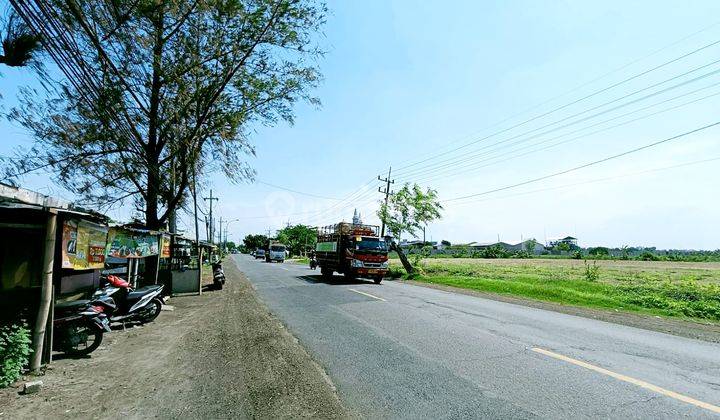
[5,0,325,229]
[377,183,442,274]
[524,238,538,254]
[243,234,268,251]
[276,224,316,256]
[0,8,41,69]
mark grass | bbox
[390,258,720,321]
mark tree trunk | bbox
[391,241,414,274]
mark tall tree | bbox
[242,233,268,251]
[276,223,315,256]
[377,183,442,274]
[5,0,325,229]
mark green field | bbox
[389,258,720,321]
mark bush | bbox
[480,245,510,259]
[584,260,600,282]
[639,251,660,261]
[0,322,32,387]
[572,250,583,260]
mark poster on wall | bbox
[161,234,171,258]
[105,228,159,258]
[62,220,109,269]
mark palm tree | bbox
[0,9,41,68]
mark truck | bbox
[265,241,286,263]
[315,222,389,284]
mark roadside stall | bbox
[104,226,160,287]
[0,184,109,369]
[168,237,207,295]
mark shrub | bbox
[481,245,510,259]
[0,322,32,387]
[639,251,660,261]
[572,250,583,260]
[584,260,600,282]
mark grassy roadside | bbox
[389,259,720,322]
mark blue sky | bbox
[2,0,720,249]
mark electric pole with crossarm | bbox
[203,190,219,244]
[378,167,394,237]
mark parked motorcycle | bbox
[212,262,226,290]
[309,256,318,270]
[94,275,164,324]
[53,298,114,356]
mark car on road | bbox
[255,249,265,259]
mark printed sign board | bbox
[105,228,159,258]
[316,241,337,252]
[62,220,108,270]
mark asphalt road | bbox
[232,255,720,419]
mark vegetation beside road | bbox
[389,258,720,321]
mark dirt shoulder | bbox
[403,280,720,343]
[0,259,350,419]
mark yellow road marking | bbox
[531,347,720,414]
[348,288,386,302]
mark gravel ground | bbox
[0,259,350,419]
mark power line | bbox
[392,38,720,174]
[442,121,720,202]
[394,58,720,180]
[388,22,720,170]
[445,156,720,206]
[398,81,720,186]
[255,180,341,200]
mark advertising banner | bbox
[62,220,108,269]
[105,228,159,258]
[161,234,171,258]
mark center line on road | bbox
[348,288,386,302]
[531,347,720,414]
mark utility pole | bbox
[218,216,223,248]
[203,190,218,244]
[204,215,209,242]
[378,166,394,238]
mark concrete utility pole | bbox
[378,166,394,237]
[203,190,218,244]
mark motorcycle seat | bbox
[55,299,90,311]
[127,285,163,300]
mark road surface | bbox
[233,255,720,419]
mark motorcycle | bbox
[53,298,114,356]
[309,256,318,270]
[94,275,164,324]
[212,262,226,290]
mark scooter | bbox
[53,297,115,356]
[212,262,226,290]
[94,275,164,324]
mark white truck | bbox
[265,241,286,263]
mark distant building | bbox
[547,236,579,249]
[352,209,362,225]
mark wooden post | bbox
[197,247,203,295]
[31,209,57,373]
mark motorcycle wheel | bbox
[140,298,163,323]
[57,321,103,356]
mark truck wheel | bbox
[321,267,332,279]
[374,276,383,284]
